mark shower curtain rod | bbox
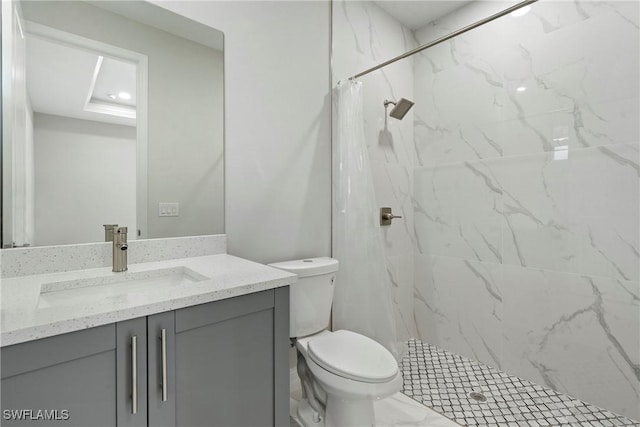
[348,0,539,80]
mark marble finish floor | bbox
[401,339,640,427]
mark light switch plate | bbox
[159,202,179,217]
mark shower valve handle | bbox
[380,207,402,226]
[382,212,402,220]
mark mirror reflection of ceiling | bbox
[89,0,223,52]
[26,35,137,127]
[92,57,137,107]
[375,0,474,30]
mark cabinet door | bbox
[116,317,147,427]
[170,288,289,427]
[0,325,117,426]
[147,311,175,427]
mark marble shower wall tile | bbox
[497,8,639,156]
[569,144,640,282]
[414,144,639,279]
[410,0,639,419]
[414,160,502,263]
[412,32,507,169]
[372,161,414,257]
[387,254,418,341]
[480,96,640,158]
[500,7,640,109]
[486,143,639,280]
[412,141,638,418]
[414,254,503,371]
[413,256,640,420]
[413,0,640,166]
[493,150,576,274]
[332,0,416,84]
[501,265,640,420]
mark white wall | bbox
[34,113,136,246]
[155,1,332,264]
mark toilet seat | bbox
[307,330,398,383]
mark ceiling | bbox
[375,0,474,30]
[26,35,137,127]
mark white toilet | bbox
[269,257,402,427]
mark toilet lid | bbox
[307,330,398,383]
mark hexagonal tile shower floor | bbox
[400,339,639,427]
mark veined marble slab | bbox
[1,254,296,347]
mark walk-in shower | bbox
[332,0,640,424]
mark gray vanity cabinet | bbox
[117,317,149,427]
[0,325,116,427]
[147,287,290,427]
[1,319,147,427]
[0,287,289,427]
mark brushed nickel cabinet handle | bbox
[161,328,168,402]
[131,335,138,414]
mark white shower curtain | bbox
[332,80,402,360]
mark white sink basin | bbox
[37,267,209,308]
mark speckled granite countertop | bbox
[1,254,296,347]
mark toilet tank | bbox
[268,257,339,338]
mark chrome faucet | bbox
[113,227,128,272]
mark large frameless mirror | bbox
[1,0,224,248]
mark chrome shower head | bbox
[384,98,415,120]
